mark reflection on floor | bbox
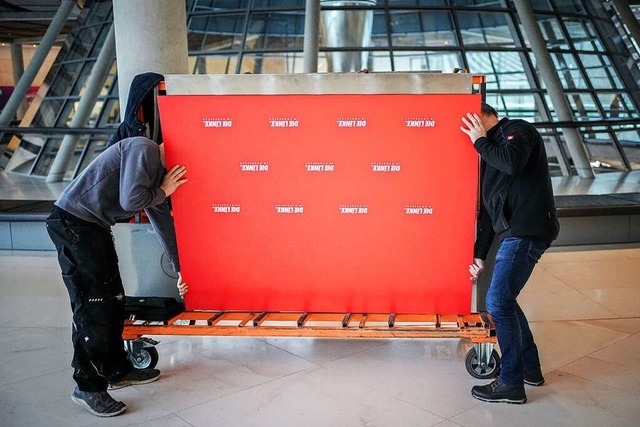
[1,245,639,427]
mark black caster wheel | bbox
[465,347,500,379]
[129,345,159,369]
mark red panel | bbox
[159,94,480,314]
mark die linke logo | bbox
[203,117,233,128]
[212,204,240,213]
[405,117,436,128]
[371,162,401,173]
[404,205,434,215]
[340,204,368,215]
[305,162,335,172]
[240,162,269,172]
[269,117,299,127]
[275,204,304,214]
[336,117,367,128]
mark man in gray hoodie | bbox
[46,136,187,417]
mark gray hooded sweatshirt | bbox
[55,136,180,271]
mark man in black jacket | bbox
[460,102,559,404]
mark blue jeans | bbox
[485,237,547,386]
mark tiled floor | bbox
[1,245,639,426]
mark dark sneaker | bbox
[108,368,161,390]
[71,387,126,417]
[471,379,527,404]
[524,369,545,386]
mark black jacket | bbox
[473,117,560,260]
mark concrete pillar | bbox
[0,0,76,127]
[303,0,321,73]
[10,43,28,120]
[46,25,116,183]
[513,0,594,178]
[611,0,640,48]
[112,0,188,115]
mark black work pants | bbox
[46,206,132,392]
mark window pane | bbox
[389,11,457,47]
[551,53,587,89]
[370,51,392,71]
[46,62,83,98]
[530,0,553,11]
[492,51,528,90]
[602,56,623,88]
[392,51,462,72]
[566,93,600,120]
[189,15,246,52]
[582,129,626,171]
[371,12,389,48]
[616,126,640,169]
[468,51,529,89]
[70,62,95,97]
[617,126,640,145]
[31,99,63,127]
[240,52,305,73]
[554,0,586,15]
[537,16,568,49]
[31,137,62,176]
[582,21,604,52]
[98,99,120,126]
[387,0,447,5]
[457,12,516,48]
[248,12,305,50]
[251,0,303,7]
[453,0,503,7]
[578,54,615,89]
[194,0,249,9]
[564,19,596,51]
[500,93,538,120]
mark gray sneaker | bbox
[71,387,126,417]
[108,368,161,390]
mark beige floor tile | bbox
[0,327,71,386]
[528,321,629,371]
[582,318,640,334]
[588,333,640,367]
[322,339,481,419]
[433,421,465,427]
[523,267,574,293]
[0,267,66,297]
[542,248,630,263]
[3,296,72,328]
[560,355,640,396]
[580,287,640,317]
[177,367,445,427]
[131,336,316,413]
[0,368,180,427]
[451,371,640,427]
[257,336,393,365]
[518,289,617,322]
[543,259,640,290]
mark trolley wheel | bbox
[465,347,500,379]
[129,346,159,369]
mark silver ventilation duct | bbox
[320,0,376,72]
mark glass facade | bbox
[3,0,640,178]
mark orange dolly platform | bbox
[122,310,499,380]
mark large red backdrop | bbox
[159,93,480,314]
